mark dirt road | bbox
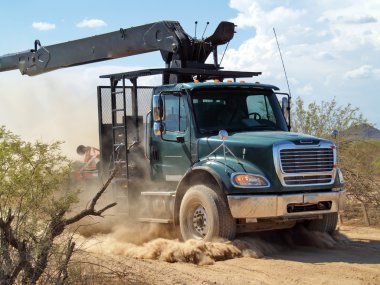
[77,224,380,285]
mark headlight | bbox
[231,173,270,188]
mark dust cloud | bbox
[69,174,349,266]
[0,66,161,159]
[72,213,350,265]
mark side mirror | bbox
[281,97,290,127]
[282,97,289,116]
[153,122,163,136]
[153,95,164,122]
[153,95,165,136]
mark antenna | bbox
[201,21,210,39]
[194,21,198,38]
[219,41,230,66]
[273,28,292,97]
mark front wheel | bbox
[179,185,236,241]
[307,213,338,233]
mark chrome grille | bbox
[284,175,333,185]
[280,148,334,173]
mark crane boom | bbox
[0,21,235,79]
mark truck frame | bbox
[0,20,346,241]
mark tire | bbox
[179,185,236,241]
[307,213,338,233]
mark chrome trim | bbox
[273,141,337,187]
[227,190,346,219]
[145,110,151,159]
[337,168,345,184]
[230,172,271,188]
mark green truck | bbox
[0,20,346,241]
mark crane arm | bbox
[0,21,235,77]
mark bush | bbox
[0,126,116,284]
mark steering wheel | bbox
[248,112,262,120]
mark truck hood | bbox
[197,131,330,192]
[198,131,324,173]
[198,131,321,153]
[195,131,337,194]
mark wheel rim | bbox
[191,205,208,238]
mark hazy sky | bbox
[0,0,379,157]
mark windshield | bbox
[191,89,288,134]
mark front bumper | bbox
[227,190,346,219]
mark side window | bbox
[163,94,187,132]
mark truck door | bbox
[150,92,192,182]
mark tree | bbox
[291,97,367,139]
[340,140,380,211]
[0,126,116,284]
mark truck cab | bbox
[97,70,346,241]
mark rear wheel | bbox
[307,213,338,233]
[179,185,236,241]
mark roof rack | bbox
[100,67,261,82]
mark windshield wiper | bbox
[199,129,219,135]
[250,125,279,130]
[226,126,279,132]
[225,127,249,133]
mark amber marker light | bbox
[231,173,270,188]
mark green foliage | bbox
[341,140,380,175]
[0,126,77,283]
[0,126,74,231]
[0,126,116,284]
[340,140,380,207]
[291,97,367,139]
[372,141,380,170]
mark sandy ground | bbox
[74,224,380,285]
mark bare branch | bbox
[56,240,75,285]
[0,209,20,250]
[63,169,118,226]
[89,167,118,210]
[0,211,33,284]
